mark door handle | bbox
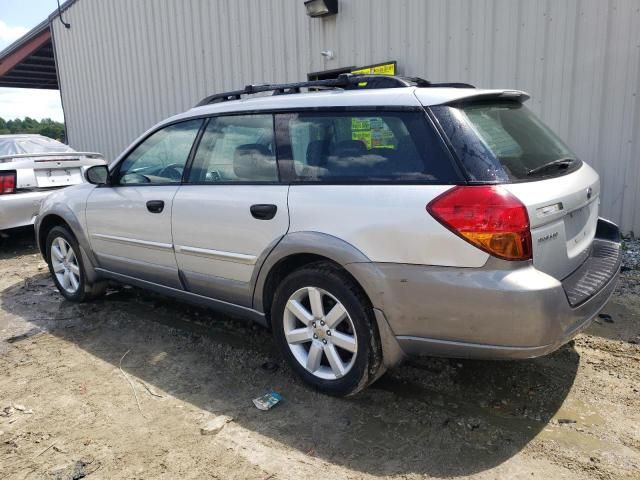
[250,204,277,220]
[146,200,165,213]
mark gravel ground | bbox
[0,228,638,479]
[616,238,640,299]
[622,238,640,271]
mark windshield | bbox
[432,102,581,182]
[0,136,73,157]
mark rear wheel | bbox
[46,225,105,302]
[271,262,383,396]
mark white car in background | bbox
[0,134,105,231]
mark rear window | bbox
[0,136,73,157]
[278,111,459,183]
[432,102,581,182]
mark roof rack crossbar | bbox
[194,74,475,107]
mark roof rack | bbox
[194,74,475,107]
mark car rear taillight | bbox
[0,171,16,195]
[427,185,532,261]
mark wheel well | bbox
[38,215,69,259]
[261,253,371,326]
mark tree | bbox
[0,116,65,141]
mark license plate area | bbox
[564,200,598,258]
[35,168,82,188]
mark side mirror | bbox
[85,165,110,185]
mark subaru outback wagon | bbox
[36,75,621,396]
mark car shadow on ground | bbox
[0,234,581,477]
[0,227,38,260]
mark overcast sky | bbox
[0,0,64,122]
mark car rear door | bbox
[172,114,289,307]
[85,119,203,288]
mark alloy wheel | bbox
[50,237,81,294]
[283,286,358,380]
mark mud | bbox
[0,228,638,479]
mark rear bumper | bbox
[347,217,621,361]
[0,191,51,230]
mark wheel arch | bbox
[253,232,373,323]
[37,207,99,284]
[38,213,69,258]
[255,232,406,370]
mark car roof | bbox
[111,84,529,165]
[165,86,528,125]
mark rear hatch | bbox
[427,95,599,280]
[504,167,599,279]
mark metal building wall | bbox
[52,0,640,233]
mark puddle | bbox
[538,427,625,455]
[552,397,606,427]
[537,397,637,458]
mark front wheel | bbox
[46,225,104,302]
[271,262,383,396]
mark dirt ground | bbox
[0,228,638,480]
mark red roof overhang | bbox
[0,25,58,90]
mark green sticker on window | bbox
[351,117,396,149]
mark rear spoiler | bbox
[0,151,104,163]
[443,90,530,105]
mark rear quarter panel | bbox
[288,185,490,267]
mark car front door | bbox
[85,119,203,288]
[171,114,289,307]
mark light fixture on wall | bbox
[304,0,338,18]
[57,0,71,28]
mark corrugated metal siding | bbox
[52,0,640,233]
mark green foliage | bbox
[0,117,65,141]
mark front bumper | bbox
[0,191,51,231]
[347,218,621,361]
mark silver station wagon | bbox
[35,75,621,395]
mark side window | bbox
[187,114,277,183]
[116,120,202,185]
[283,111,458,182]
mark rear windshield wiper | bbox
[527,157,575,177]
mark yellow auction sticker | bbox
[351,61,397,76]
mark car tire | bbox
[46,225,105,302]
[271,261,383,396]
